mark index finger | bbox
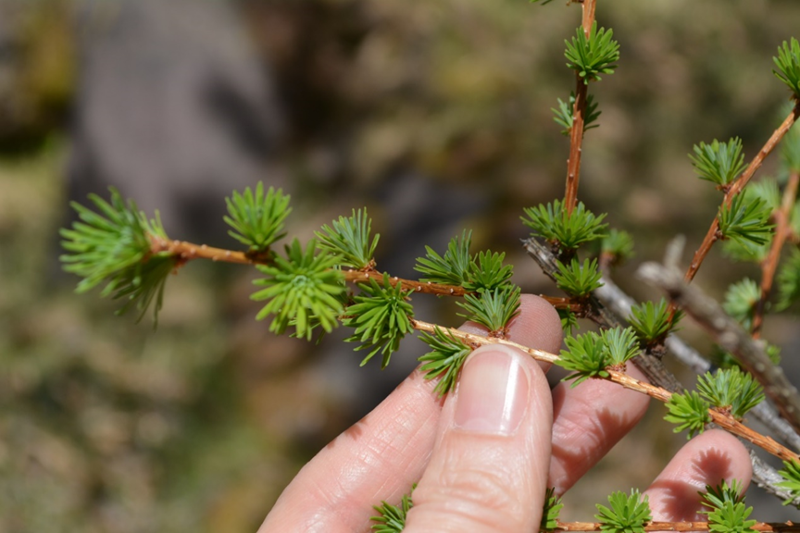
[258,295,563,533]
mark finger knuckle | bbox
[416,466,525,529]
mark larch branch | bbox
[639,260,800,439]
[149,236,585,307]
[411,318,800,463]
[684,103,800,283]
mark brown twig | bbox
[411,318,800,463]
[342,270,469,296]
[753,171,800,337]
[580,0,596,34]
[542,296,586,313]
[684,103,800,283]
[563,78,588,215]
[149,236,260,265]
[412,319,559,365]
[342,271,585,308]
[149,236,586,308]
[563,0,597,215]
[710,409,797,463]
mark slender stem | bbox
[149,236,259,265]
[412,318,560,363]
[753,171,800,337]
[552,522,800,532]
[343,270,469,296]
[710,408,797,463]
[563,0,596,215]
[564,82,588,215]
[411,318,800,464]
[684,103,800,283]
[149,236,583,308]
[543,296,586,313]
[580,0,596,35]
[342,272,583,307]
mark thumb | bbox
[404,344,553,533]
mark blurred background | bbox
[2,0,800,530]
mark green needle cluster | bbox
[464,250,514,292]
[343,273,414,369]
[778,460,800,505]
[722,278,761,329]
[251,238,345,341]
[316,208,380,270]
[721,182,781,263]
[371,485,414,533]
[601,327,640,366]
[718,195,773,246]
[522,200,607,251]
[552,93,601,136]
[601,229,635,265]
[565,23,620,84]
[689,138,747,188]
[557,327,639,386]
[559,331,607,385]
[595,490,651,533]
[60,188,174,323]
[774,37,800,98]
[541,487,564,531]
[777,248,800,310]
[553,257,603,298]
[664,390,712,439]
[702,481,757,533]
[697,367,765,419]
[628,298,681,345]
[666,367,764,439]
[224,182,291,254]
[415,231,514,292]
[703,480,746,509]
[418,326,473,395]
[456,286,521,335]
[415,230,472,286]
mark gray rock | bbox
[68,0,284,244]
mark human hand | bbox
[258,295,752,532]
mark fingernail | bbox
[454,349,529,436]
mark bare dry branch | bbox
[638,260,800,438]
